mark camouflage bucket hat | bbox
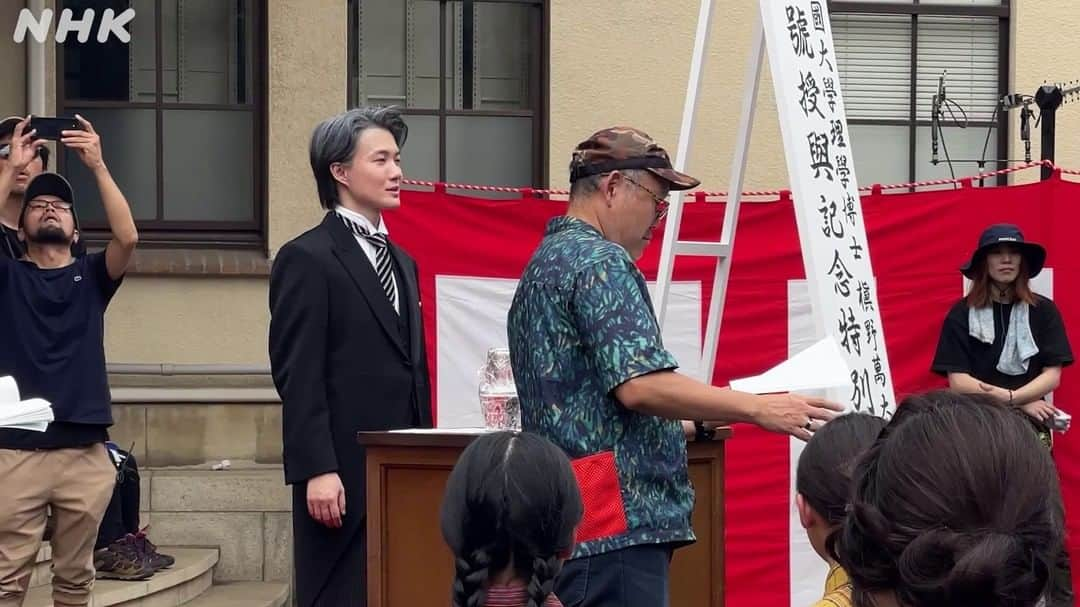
[568,126,701,191]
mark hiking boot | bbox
[131,527,174,571]
[94,540,154,581]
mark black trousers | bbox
[309,528,367,607]
[95,450,141,550]
[555,544,674,607]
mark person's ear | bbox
[330,162,350,188]
[795,493,816,530]
[602,172,621,207]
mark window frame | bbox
[56,0,269,250]
[828,0,1011,186]
[346,0,549,188]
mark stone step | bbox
[180,582,289,607]
[24,547,218,607]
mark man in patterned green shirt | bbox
[507,127,842,607]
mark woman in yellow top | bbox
[795,413,885,607]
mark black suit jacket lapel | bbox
[321,213,408,359]
[388,243,424,363]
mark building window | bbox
[829,0,1009,188]
[348,0,546,193]
[59,0,264,248]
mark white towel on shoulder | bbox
[968,302,1039,375]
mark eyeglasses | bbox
[622,174,670,221]
[27,199,73,213]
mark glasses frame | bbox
[621,173,670,221]
[26,198,74,213]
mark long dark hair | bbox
[440,432,583,607]
[965,248,1036,308]
[796,412,886,557]
[836,390,1062,607]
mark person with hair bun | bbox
[795,413,887,607]
[440,431,584,607]
[835,390,1065,607]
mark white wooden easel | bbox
[654,5,898,605]
[653,0,765,383]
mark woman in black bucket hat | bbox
[931,222,1074,606]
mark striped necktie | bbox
[339,214,398,313]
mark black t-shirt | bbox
[0,224,20,260]
[0,252,122,449]
[932,295,1074,390]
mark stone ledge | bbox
[182,582,290,607]
[112,387,281,404]
[127,248,270,277]
[24,548,218,607]
[150,470,290,512]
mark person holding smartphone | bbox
[0,115,86,260]
[0,115,50,259]
[0,114,138,607]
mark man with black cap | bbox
[0,116,86,259]
[0,114,138,607]
[507,127,842,606]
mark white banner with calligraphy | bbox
[760,0,897,419]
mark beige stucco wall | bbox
[1009,0,1080,184]
[105,277,270,363]
[103,0,347,366]
[549,1,786,193]
[266,0,347,255]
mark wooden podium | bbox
[358,428,731,607]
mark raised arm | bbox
[0,117,46,224]
[61,114,137,280]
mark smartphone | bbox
[27,116,80,141]
[1052,409,1071,433]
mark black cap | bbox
[24,172,74,205]
[960,223,1046,279]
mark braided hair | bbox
[441,432,583,607]
[835,391,1063,607]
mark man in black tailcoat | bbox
[269,106,432,607]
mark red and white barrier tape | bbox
[402,160,1071,201]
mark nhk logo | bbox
[13,8,135,44]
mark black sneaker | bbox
[94,538,154,581]
[131,528,175,571]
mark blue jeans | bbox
[555,544,674,607]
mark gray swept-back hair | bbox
[309,106,408,210]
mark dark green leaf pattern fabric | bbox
[507,216,695,558]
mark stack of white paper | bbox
[729,337,851,395]
[0,376,53,432]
